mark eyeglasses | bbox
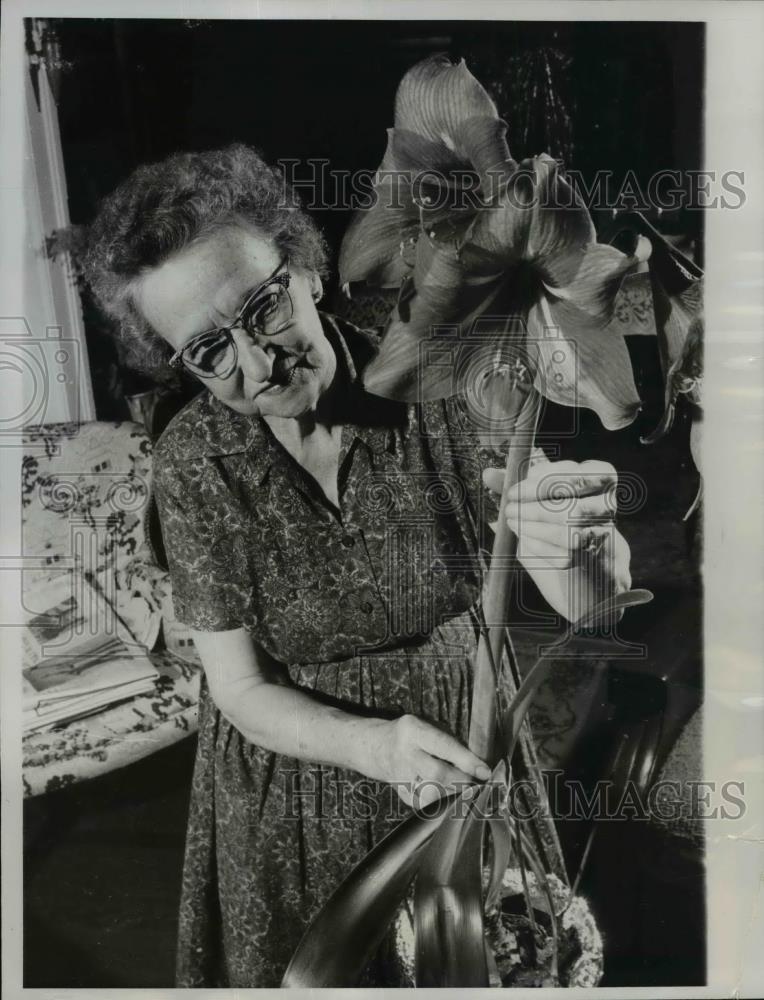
[168,257,292,379]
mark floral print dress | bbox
[153,315,560,987]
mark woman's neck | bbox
[264,412,340,454]
[263,393,343,510]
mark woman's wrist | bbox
[343,714,392,781]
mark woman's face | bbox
[134,222,337,419]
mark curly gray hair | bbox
[84,143,330,381]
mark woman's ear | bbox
[310,273,323,303]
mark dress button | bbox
[360,600,374,614]
[341,534,355,548]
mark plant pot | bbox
[392,866,603,987]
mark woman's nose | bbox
[231,328,273,382]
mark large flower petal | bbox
[465,167,535,264]
[450,116,515,191]
[338,130,420,286]
[339,202,417,288]
[389,127,484,237]
[390,127,468,176]
[528,295,643,430]
[363,236,510,400]
[689,413,702,477]
[542,240,650,323]
[394,54,512,188]
[466,155,598,269]
[524,154,596,259]
[339,126,475,287]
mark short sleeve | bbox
[152,456,251,632]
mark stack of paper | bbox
[22,573,160,733]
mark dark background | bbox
[25,18,705,989]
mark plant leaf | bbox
[486,813,514,911]
[574,587,654,630]
[496,649,555,764]
[689,409,702,478]
[281,792,459,987]
[468,391,541,763]
[413,774,502,987]
[491,592,654,771]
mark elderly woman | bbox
[85,143,630,988]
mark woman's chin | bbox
[212,384,318,420]
[256,389,318,419]
[220,397,266,416]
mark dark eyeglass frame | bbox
[168,256,291,379]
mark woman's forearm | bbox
[217,677,389,778]
[190,625,389,777]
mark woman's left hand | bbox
[482,458,632,623]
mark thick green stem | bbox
[468,389,541,763]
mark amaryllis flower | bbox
[339,54,650,431]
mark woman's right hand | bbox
[365,714,492,808]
